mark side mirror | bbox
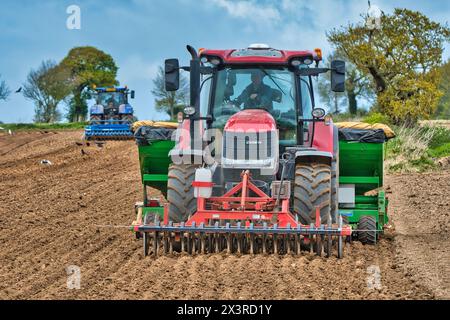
[164,59,180,91]
[331,60,345,92]
[130,90,135,99]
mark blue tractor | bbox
[84,86,136,140]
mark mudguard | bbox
[119,104,133,114]
[295,150,333,165]
[311,121,334,155]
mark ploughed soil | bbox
[0,130,448,299]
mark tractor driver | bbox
[105,99,119,120]
[234,71,273,112]
[106,95,117,107]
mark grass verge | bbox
[386,125,450,173]
[0,122,88,131]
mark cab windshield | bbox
[97,92,126,107]
[211,67,298,145]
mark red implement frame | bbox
[163,170,351,237]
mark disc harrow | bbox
[84,121,134,141]
[137,217,349,257]
[85,130,134,140]
[134,171,352,258]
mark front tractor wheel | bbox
[293,162,332,225]
[90,115,102,125]
[121,114,134,123]
[167,164,198,223]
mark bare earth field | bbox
[0,130,448,300]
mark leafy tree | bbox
[327,8,450,125]
[60,46,118,122]
[317,52,373,114]
[151,66,189,120]
[0,74,11,101]
[435,59,450,119]
[23,61,72,123]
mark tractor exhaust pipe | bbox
[186,45,200,117]
[186,45,201,160]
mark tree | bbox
[151,66,189,120]
[327,8,450,125]
[60,46,118,122]
[317,52,373,114]
[23,61,72,123]
[435,59,450,119]
[0,74,11,101]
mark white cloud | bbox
[207,0,369,50]
[211,0,281,22]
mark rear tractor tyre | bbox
[167,164,198,223]
[293,162,332,225]
[358,216,377,245]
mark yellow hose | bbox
[132,120,179,132]
[335,122,395,138]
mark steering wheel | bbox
[272,109,282,121]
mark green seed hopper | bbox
[339,141,387,227]
[132,122,177,222]
[336,122,395,241]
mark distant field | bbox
[419,120,450,129]
[0,122,88,131]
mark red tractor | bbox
[137,44,351,257]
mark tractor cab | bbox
[207,66,302,147]
[167,44,344,160]
[89,86,135,123]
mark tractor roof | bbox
[94,86,128,93]
[199,44,322,66]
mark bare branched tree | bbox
[151,66,189,120]
[23,60,72,123]
[0,74,11,101]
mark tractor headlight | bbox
[200,55,223,66]
[209,57,222,66]
[183,106,196,116]
[290,59,302,67]
[312,108,326,118]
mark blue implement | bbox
[84,120,134,140]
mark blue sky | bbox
[0,0,449,123]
